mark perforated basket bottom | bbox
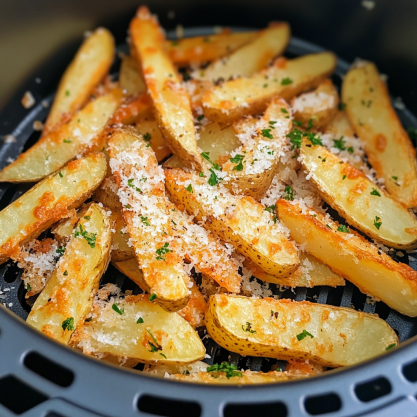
[1,29,417,378]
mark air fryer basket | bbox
[1,19,417,417]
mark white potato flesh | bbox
[27,203,111,344]
[193,23,290,82]
[0,153,107,264]
[202,52,337,124]
[73,294,205,365]
[205,294,398,367]
[300,140,417,248]
[0,91,122,182]
[119,55,146,95]
[42,28,115,137]
[277,199,417,317]
[342,61,417,208]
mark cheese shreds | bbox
[292,91,335,114]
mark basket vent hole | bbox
[224,401,287,417]
[354,376,391,402]
[23,351,74,387]
[137,394,201,417]
[0,374,48,414]
[2,261,21,283]
[403,358,417,382]
[304,393,341,415]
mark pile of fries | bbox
[2,5,417,384]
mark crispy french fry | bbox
[27,203,111,344]
[342,61,417,208]
[71,293,206,365]
[193,23,290,82]
[119,55,146,95]
[202,52,337,124]
[166,31,258,66]
[300,139,417,248]
[42,28,115,137]
[0,90,122,183]
[277,199,417,317]
[110,93,153,125]
[108,128,190,311]
[0,153,106,264]
[205,294,398,367]
[130,7,202,170]
[164,168,299,278]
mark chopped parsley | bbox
[208,168,221,186]
[201,152,221,171]
[56,246,65,255]
[112,303,124,315]
[199,172,205,177]
[296,329,314,341]
[337,225,350,233]
[63,138,71,143]
[284,185,294,201]
[347,146,354,154]
[263,83,268,88]
[305,131,323,146]
[392,176,398,181]
[156,242,172,261]
[84,216,90,220]
[280,108,288,114]
[281,77,293,85]
[137,317,144,324]
[265,205,278,223]
[74,224,97,248]
[342,175,347,180]
[197,114,204,122]
[271,310,279,319]
[306,118,314,131]
[242,322,256,333]
[160,353,167,359]
[65,90,70,96]
[149,293,157,301]
[186,184,193,193]
[333,137,346,151]
[386,343,396,351]
[370,188,381,197]
[287,129,303,149]
[62,317,74,331]
[63,270,68,276]
[261,129,274,139]
[373,216,382,230]
[26,283,31,292]
[207,362,242,379]
[338,103,346,111]
[326,224,332,229]
[147,328,162,353]
[171,219,176,226]
[230,154,245,171]
[140,216,150,226]
[58,171,63,178]
[293,120,303,127]
[128,178,142,193]
[125,204,131,209]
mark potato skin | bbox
[205,294,398,367]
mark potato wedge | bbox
[193,23,290,82]
[164,168,299,278]
[202,52,337,124]
[42,28,115,137]
[113,259,207,328]
[205,294,398,367]
[109,210,135,262]
[71,293,205,365]
[166,31,258,66]
[244,252,345,288]
[220,97,292,199]
[277,199,417,316]
[92,176,122,211]
[300,139,417,248]
[0,153,106,264]
[0,90,122,183]
[130,7,202,170]
[27,203,111,344]
[321,109,355,138]
[291,79,339,128]
[119,55,146,95]
[342,61,417,208]
[108,128,190,311]
[164,122,240,169]
[110,93,153,125]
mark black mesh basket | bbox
[1,1,417,416]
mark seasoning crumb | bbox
[33,120,44,131]
[21,91,35,109]
[4,135,16,143]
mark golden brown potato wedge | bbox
[113,259,207,328]
[108,128,190,311]
[291,79,339,128]
[205,294,398,367]
[42,28,115,137]
[71,293,205,365]
[244,252,345,288]
[342,61,417,208]
[165,31,258,66]
[300,139,417,248]
[130,6,202,170]
[92,176,122,211]
[110,93,153,125]
[0,90,122,183]
[277,199,417,317]
[221,97,292,199]
[109,210,135,262]
[321,109,355,138]
[164,168,299,278]
[119,55,146,95]
[27,203,111,344]
[202,52,337,124]
[0,153,106,264]
[193,23,290,82]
